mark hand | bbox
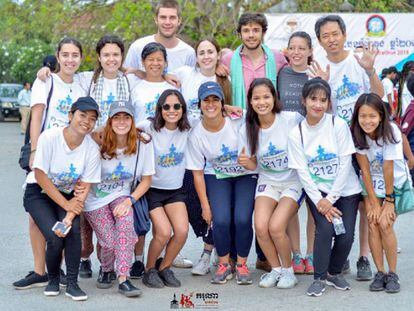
[379,201,396,227]
[238,147,253,169]
[64,197,83,215]
[308,61,330,81]
[215,64,229,77]
[113,197,132,218]
[224,105,243,118]
[407,157,414,170]
[54,217,72,238]
[74,180,86,198]
[354,42,379,72]
[91,130,103,145]
[317,198,333,215]
[29,151,36,170]
[324,207,342,223]
[366,202,382,224]
[37,66,51,82]
[201,205,212,226]
[164,73,181,88]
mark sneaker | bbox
[59,269,67,288]
[172,253,193,268]
[385,272,400,293]
[303,254,314,275]
[326,274,350,290]
[65,282,88,301]
[397,247,402,253]
[255,259,271,272]
[96,267,113,289]
[369,271,386,292]
[307,280,326,297]
[211,263,233,284]
[342,259,351,274]
[259,269,281,288]
[130,260,145,279]
[292,253,305,274]
[110,271,117,281]
[356,256,373,281]
[212,249,219,267]
[192,253,211,276]
[155,257,163,271]
[13,271,48,289]
[79,259,92,279]
[118,279,142,297]
[44,278,60,296]
[159,268,181,287]
[277,269,298,289]
[142,268,164,288]
[236,263,252,285]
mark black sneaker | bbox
[158,268,181,287]
[59,269,67,287]
[13,271,48,290]
[44,278,60,296]
[342,259,351,274]
[96,267,113,289]
[79,259,92,279]
[110,271,117,281]
[65,282,88,301]
[118,279,142,297]
[130,260,145,279]
[142,268,164,288]
[356,256,373,281]
[385,272,400,294]
[369,272,386,291]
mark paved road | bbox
[1,122,413,311]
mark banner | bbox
[264,13,414,72]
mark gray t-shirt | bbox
[277,67,308,116]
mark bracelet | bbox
[385,192,395,199]
[384,198,395,204]
[129,195,137,205]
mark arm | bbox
[380,160,397,226]
[402,133,414,169]
[29,105,45,168]
[192,170,212,225]
[368,70,384,99]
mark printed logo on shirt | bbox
[56,95,74,115]
[259,142,289,173]
[257,184,266,192]
[98,92,116,127]
[368,152,385,194]
[212,144,245,179]
[49,163,80,194]
[145,93,160,118]
[308,145,339,184]
[157,144,184,168]
[96,162,133,198]
[335,75,362,101]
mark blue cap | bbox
[70,96,100,116]
[198,81,224,102]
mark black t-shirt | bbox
[277,67,308,116]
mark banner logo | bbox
[366,15,386,37]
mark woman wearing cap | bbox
[137,89,191,288]
[186,81,257,285]
[83,100,155,297]
[23,97,101,301]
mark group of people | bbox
[12,0,414,302]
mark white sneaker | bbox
[259,269,281,288]
[172,253,193,268]
[277,269,298,289]
[192,254,211,275]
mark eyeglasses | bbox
[162,103,182,111]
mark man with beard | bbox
[221,13,288,108]
[124,0,195,72]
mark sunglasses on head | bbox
[162,103,182,111]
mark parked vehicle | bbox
[0,83,23,121]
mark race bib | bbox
[371,174,385,196]
[308,158,339,184]
[95,180,126,198]
[259,151,289,173]
[213,162,246,179]
[336,101,354,125]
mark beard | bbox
[242,40,261,51]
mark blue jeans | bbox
[205,174,257,258]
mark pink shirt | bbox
[221,47,288,94]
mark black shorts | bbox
[146,187,187,211]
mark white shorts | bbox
[255,179,304,204]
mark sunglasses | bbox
[162,103,182,111]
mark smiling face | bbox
[142,50,166,79]
[287,36,312,68]
[318,21,346,57]
[240,22,264,51]
[250,84,274,117]
[57,43,82,76]
[69,110,97,135]
[200,95,222,119]
[98,43,123,76]
[196,40,219,72]
[358,104,381,137]
[111,112,133,136]
[155,7,181,39]
[161,94,183,127]
[304,89,330,124]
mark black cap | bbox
[70,97,100,116]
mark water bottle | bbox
[333,217,346,235]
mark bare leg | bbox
[29,216,46,275]
[359,202,370,257]
[287,214,300,254]
[379,217,397,273]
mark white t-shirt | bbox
[401,83,413,116]
[31,73,86,129]
[317,52,370,125]
[131,80,178,124]
[84,140,155,212]
[173,66,216,126]
[186,117,252,178]
[288,114,361,196]
[31,127,101,194]
[124,35,196,72]
[356,123,408,196]
[381,77,394,103]
[239,111,303,183]
[138,120,188,190]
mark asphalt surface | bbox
[1,121,413,311]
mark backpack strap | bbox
[298,120,304,146]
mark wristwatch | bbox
[129,195,137,205]
[385,192,395,199]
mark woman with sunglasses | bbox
[137,89,191,288]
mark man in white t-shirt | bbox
[381,67,397,115]
[124,0,195,72]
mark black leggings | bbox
[307,193,360,280]
[24,183,81,284]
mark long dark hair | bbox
[92,35,125,84]
[151,89,191,132]
[287,31,313,65]
[398,61,414,116]
[302,78,332,113]
[194,38,232,106]
[55,37,83,73]
[350,93,398,150]
[246,78,281,155]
